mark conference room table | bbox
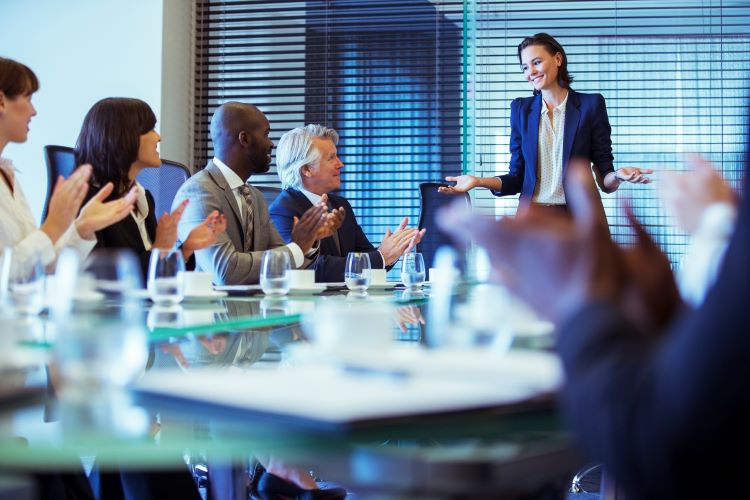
[0,281,581,498]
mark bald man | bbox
[172,102,329,285]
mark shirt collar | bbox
[213,157,246,190]
[298,186,323,205]
[541,91,569,115]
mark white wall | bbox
[0,0,165,222]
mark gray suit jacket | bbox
[172,161,303,284]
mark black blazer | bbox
[268,188,385,282]
[84,185,193,282]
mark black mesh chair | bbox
[255,185,282,207]
[416,182,471,269]
[137,159,191,216]
[42,145,77,220]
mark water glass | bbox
[345,252,371,293]
[401,252,426,290]
[148,248,185,305]
[260,250,291,296]
[0,247,45,316]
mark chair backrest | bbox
[416,182,471,268]
[255,185,282,207]
[42,145,77,220]
[137,159,191,216]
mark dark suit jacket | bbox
[84,185,157,281]
[269,188,385,282]
[496,89,615,201]
[557,174,750,497]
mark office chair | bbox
[254,185,282,207]
[416,182,471,269]
[137,159,191,216]
[42,145,77,221]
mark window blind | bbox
[195,0,750,266]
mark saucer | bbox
[368,282,398,290]
[181,290,228,302]
[287,283,327,295]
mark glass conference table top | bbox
[0,283,575,494]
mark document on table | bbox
[134,348,563,429]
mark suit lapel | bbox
[527,95,542,188]
[563,90,581,176]
[205,161,245,249]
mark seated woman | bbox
[75,97,226,279]
[0,57,136,272]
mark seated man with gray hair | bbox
[269,124,425,282]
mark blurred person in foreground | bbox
[439,151,750,498]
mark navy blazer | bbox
[497,89,615,200]
[269,188,385,282]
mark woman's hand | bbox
[182,210,227,260]
[75,183,138,240]
[152,199,189,250]
[41,164,92,243]
[438,174,482,194]
[615,167,653,184]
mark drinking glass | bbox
[401,252,426,290]
[0,247,45,316]
[345,252,371,293]
[260,250,291,296]
[148,248,185,305]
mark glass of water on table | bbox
[401,251,426,290]
[345,252,371,294]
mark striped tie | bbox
[238,184,254,247]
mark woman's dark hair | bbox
[517,33,573,95]
[0,57,39,98]
[75,97,156,198]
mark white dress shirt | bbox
[677,202,737,307]
[213,157,304,266]
[0,157,95,271]
[533,93,568,204]
[131,181,153,251]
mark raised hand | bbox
[41,164,93,243]
[291,204,327,253]
[314,194,346,240]
[153,199,189,250]
[378,217,424,266]
[75,182,138,239]
[182,210,227,259]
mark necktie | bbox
[238,184,254,247]
[326,200,341,256]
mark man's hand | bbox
[182,211,227,259]
[291,204,327,253]
[314,194,346,240]
[378,217,426,266]
[661,155,736,233]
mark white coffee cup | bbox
[368,268,387,286]
[180,271,214,296]
[288,269,315,289]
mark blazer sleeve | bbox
[557,192,750,498]
[589,94,616,193]
[496,97,525,197]
[174,180,288,285]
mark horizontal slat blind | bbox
[195,0,464,260]
[467,0,750,264]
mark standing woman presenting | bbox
[439,33,651,208]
